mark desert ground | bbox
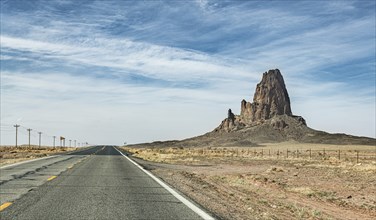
[1,144,374,219]
[123,143,376,220]
[0,145,77,166]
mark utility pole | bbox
[53,136,56,147]
[27,129,32,148]
[38,132,42,147]
[69,140,71,147]
[74,140,76,147]
[60,136,65,147]
[14,124,20,148]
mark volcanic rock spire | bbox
[214,69,305,132]
[240,69,292,123]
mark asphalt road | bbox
[0,146,210,220]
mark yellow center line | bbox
[47,176,57,181]
[0,202,12,211]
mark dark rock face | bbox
[240,69,292,123]
[215,69,305,132]
[227,109,235,122]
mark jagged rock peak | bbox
[241,69,292,122]
[214,69,306,133]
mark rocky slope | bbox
[207,69,374,145]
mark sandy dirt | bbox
[123,144,376,220]
[0,145,77,166]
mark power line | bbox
[3,124,86,148]
[0,130,14,132]
[0,123,14,126]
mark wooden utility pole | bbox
[60,136,65,147]
[14,124,20,147]
[53,136,56,147]
[27,129,32,147]
[38,132,42,147]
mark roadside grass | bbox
[123,143,376,166]
[0,145,77,166]
[122,144,376,219]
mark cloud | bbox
[0,35,258,84]
[1,70,242,144]
[1,0,375,145]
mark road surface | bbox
[0,146,213,219]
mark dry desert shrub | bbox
[0,146,77,166]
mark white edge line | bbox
[0,155,58,169]
[114,147,215,220]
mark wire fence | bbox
[154,147,376,164]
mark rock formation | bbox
[129,68,376,147]
[241,69,292,121]
[214,69,306,132]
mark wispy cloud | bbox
[1,0,375,144]
[1,70,241,144]
[0,35,256,83]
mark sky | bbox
[1,0,375,146]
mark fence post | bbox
[356,151,359,163]
[338,150,341,160]
[323,148,326,160]
[297,149,299,158]
[287,149,289,158]
[261,149,263,157]
[277,149,279,159]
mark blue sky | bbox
[1,0,375,145]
